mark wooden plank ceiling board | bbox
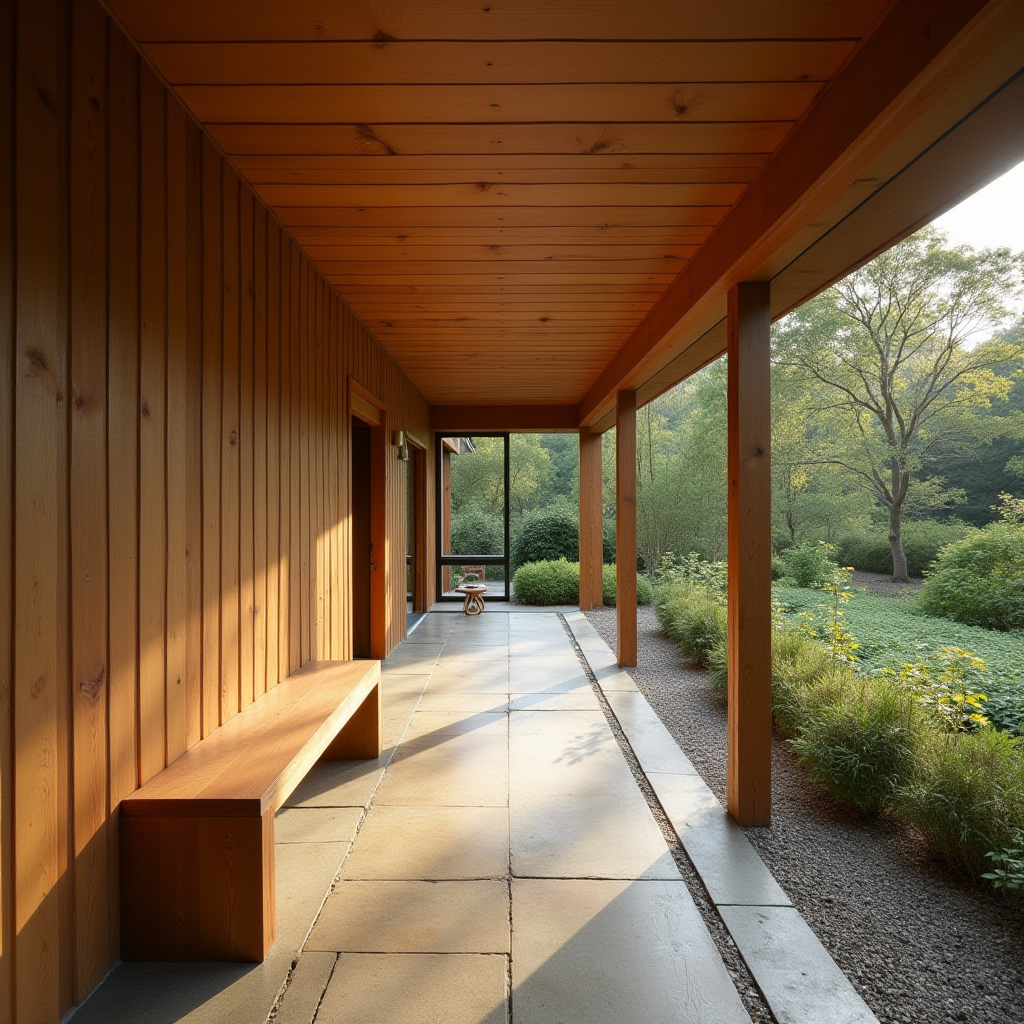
[107,0,894,405]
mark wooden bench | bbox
[120,660,381,962]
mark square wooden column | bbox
[615,391,637,667]
[578,427,603,610]
[727,281,772,826]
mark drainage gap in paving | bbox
[558,615,776,1024]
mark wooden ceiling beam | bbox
[578,0,1018,426]
[430,405,580,433]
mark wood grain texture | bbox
[14,0,65,1012]
[70,0,110,993]
[726,283,772,828]
[2,1,433,1010]
[615,391,637,667]
[0,0,13,1003]
[239,185,255,711]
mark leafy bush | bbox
[790,676,921,814]
[838,519,972,577]
[777,541,839,589]
[654,551,727,597]
[511,559,652,607]
[655,580,726,667]
[511,504,578,574]
[512,559,579,605]
[897,728,1024,876]
[601,564,653,607]
[451,503,504,557]
[918,520,1024,631]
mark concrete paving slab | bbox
[509,691,600,711]
[509,657,592,694]
[284,757,388,809]
[417,691,508,714]
[591,663,639,691]
[647,773,791,907]
[428,663,510,695]
[272,952,337,1024]
[508,636,574,656]
[382,646,443,672]
[720,905,879,1024]
[316,954,508,1024]
[512,879,749,1024]
[343,806,509,880]
[402,708,508,741]
[275,806,363,845]
[375,731,508,807]
[510,712,679,879]
[603,689,699,775]
[307,880,510,953]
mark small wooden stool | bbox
[456,583,487,615]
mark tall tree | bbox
[774,228,1023,580]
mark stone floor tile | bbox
[284,757,387,809]
[307,880,510,953]
[509,691,600,711]
[591,663,640,691]
[382,645,445,672]
[647,773,792,907]
[719,906,879,1024]
[275,806,363,845]
[374,731,509,806]
[343,806,509,879]
[510,712,679,879]
[403,708,508,741]
[428,664,510,695]
[512,879,749,1024]
[316,954,508,1024]
[509,657,591,694]
[508,636,574,656]
[272,951,337,1024]
[604,689,699,775]
[417,691,509,714]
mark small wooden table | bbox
[456,582,487,615]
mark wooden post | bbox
[578,427,603,610]
[615,391,637,667]
[727,281,772,827]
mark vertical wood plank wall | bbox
[0,2,434,1020]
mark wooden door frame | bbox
[407,435,428,614]
[349,379,387,660]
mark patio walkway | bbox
[73,610,875,1024]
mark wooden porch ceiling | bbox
[103,1,1023,413]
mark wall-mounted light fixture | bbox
[394,429,410,462]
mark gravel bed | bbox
[586,606,1024,1024]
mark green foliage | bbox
[512,559,580,606]
[654,551,727,597]
[790,676,921,814]
[897,728,1024,877]
[983,835,1024,891]
[838,519,973,577]
[450,503,504,557]
[602,518,616,565]
[510,503,579,574]
[774,586,1023,734]
[600,564,653,607]
[778,541,839,589]
[654,580,726,668]
[918,514,1024,631]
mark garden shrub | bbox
[512,559,652,607]
[768,624,837,737]
[450,503,503,556]
[790,676,921,814]
[603,518,616,564]
[510,504,578,574]
[897,727,1024,876]
[654,580,726,667]
[512,559,579,605]
[777,541,838,589]
[838,519,971,577]
[600,564,653,607]
[918,519,1024,631]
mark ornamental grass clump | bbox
[654,579,726,669]
[790,675,921,815]
[897,727,1024,877]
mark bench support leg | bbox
[121,809,276,962]
[323,683,383,759]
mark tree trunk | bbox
[888,504,910,583]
